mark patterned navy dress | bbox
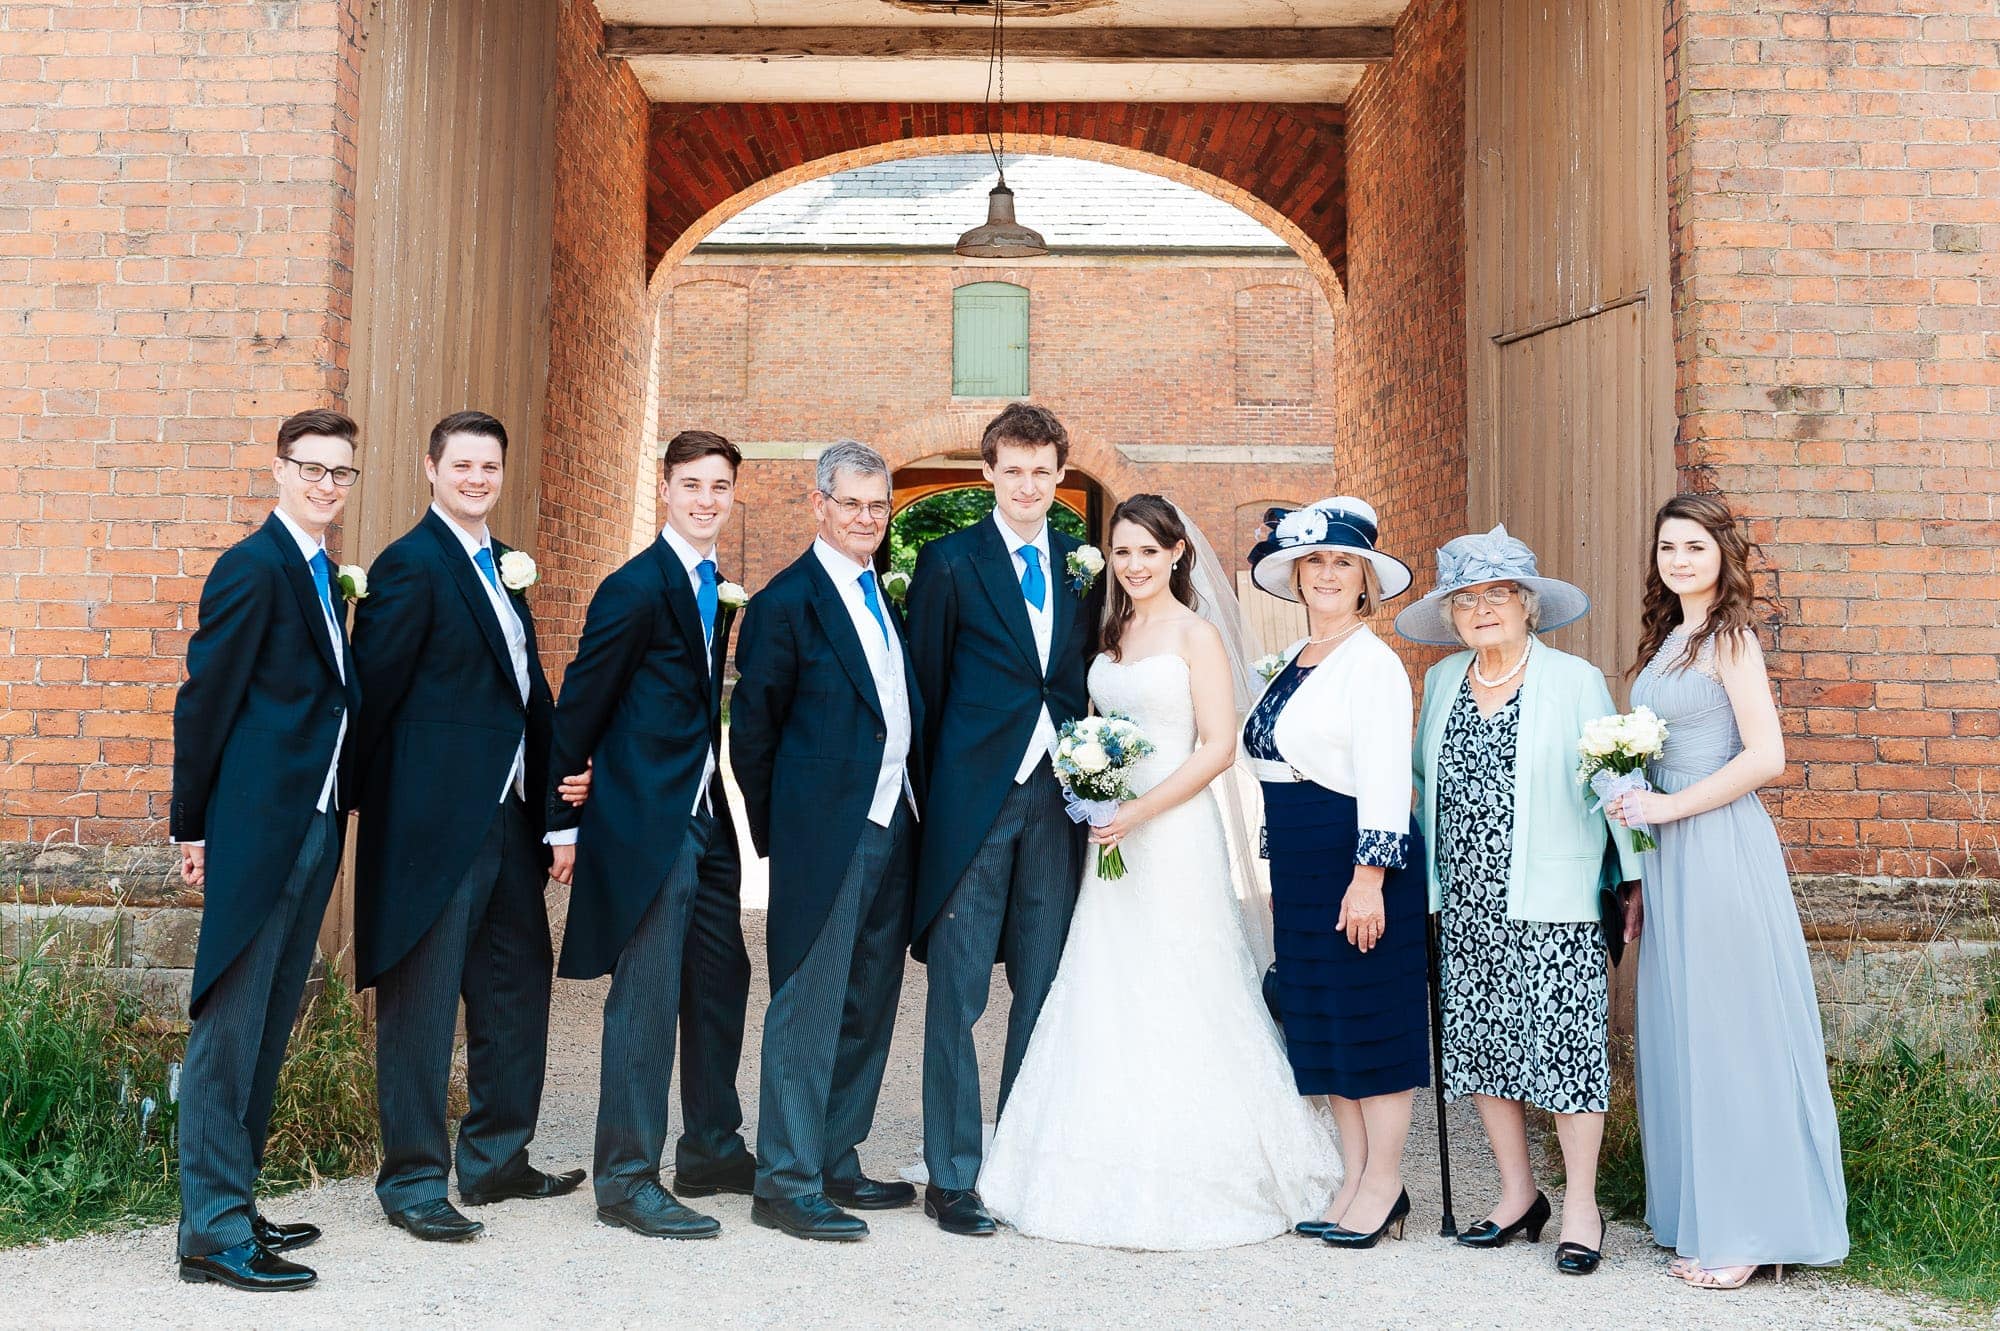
[1434,678,1609,1115]
[1246,659,1429,1100]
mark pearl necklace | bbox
[1471,636,1532,688]
[1304,620,1365,649]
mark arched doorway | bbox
[886,461,1104,575]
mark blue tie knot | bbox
[1017,543,1046,611]
[697,559,718,585]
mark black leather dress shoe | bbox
[923,1184,996,1237]
[752,1193,869,1242]
[462,1164,587,1206]
[824,1175,916,1211]
[673,1155,757,1199]
[178,1239,316,1292]
[1457,1192,1551,1249]
[251,1212,320,1253]
[1555,1223,1606,1276]
[385,1198,485,1242]
[597,1182,721,1240]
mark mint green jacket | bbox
[1414,643,1641,922]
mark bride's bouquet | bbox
[1051,713,1154,880]
[1577,706,1670,852]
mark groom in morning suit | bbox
[730,441,925,1242]
[171,409,365,1291]
[546,429,755,1240]
[348,412,585,1245]
[907,403,1101,1236]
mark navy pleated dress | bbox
[1247,653,1430,1100]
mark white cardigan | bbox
[1254,626,1415,839]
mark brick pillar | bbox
[0,0,362,870]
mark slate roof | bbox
[695,152,1292,252]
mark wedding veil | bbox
[1167,503,1277,974]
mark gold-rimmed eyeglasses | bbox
[1449,585,1520,610]
[825,494,891,522]
[280,456,362,487]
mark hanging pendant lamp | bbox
[956,1,1046,259]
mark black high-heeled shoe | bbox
[1456,1191,1551,1249]
[1320,1189,1410,1249]
[1293,1219,1340,1238]
[1555,1223,1605,1276]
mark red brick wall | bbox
[535,0,655,680]
[0,0,363,851]
[660,258,1338,599]
[1664,0,2000,880]
[1335,0,1470,672]
[647,103,1350,285]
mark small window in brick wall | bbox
[953,281,1029,397]
[1234,284,1313,406]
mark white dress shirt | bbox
[992,509,1056,784]
[272,505,346,815]
[545,522,720,848]
[430,503,530,803]
[811,538,915,826]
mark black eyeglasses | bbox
[824,494,891,521]
[280,456,361,487]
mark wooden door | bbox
[1466,0,1675,700]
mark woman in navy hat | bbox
[1243,497,1427,1250]
[1396,525,1641,1277]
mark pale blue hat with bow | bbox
[1392,524,1590,645]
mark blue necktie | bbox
[696,558,719,646]
[857,569,890,649]
[1018,544,1046,611]
[473,545,501,592]
[309,549,340,625]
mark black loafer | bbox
[751,1193,869,1242]
[178,1239,316,1292]
[597,1182,721,1240]
[385,1198,484,1243]
[673,1155,756,1199]
[251,1213,321,1253]
[1556,1224,1606,1276]
[923,1183,996,1237]
[824,1175,916,1211]
[462,1165,587,1206]
[1457,1192,1551,1248]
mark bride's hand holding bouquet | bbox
[1052,713,1155,879]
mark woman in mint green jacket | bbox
[1396,526,1640,1279]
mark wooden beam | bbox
[602,26,1395,64]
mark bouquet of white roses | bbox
[1577,706,1670,853]
[1051,712,1154,880]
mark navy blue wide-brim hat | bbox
[1247,496,1413,604]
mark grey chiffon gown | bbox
[1632,629,1848,1268]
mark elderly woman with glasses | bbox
[1394,526,1641,1278]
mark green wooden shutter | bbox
[952,281,1029,397]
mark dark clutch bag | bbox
[1597,836,1632,967]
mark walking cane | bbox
[1425,908,1457,1238]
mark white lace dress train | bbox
[977,654,1342,1250]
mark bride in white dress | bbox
[978,495,1342,1250]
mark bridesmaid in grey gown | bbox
[1612,494,1848,1290]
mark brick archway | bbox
[645,105,1349,306]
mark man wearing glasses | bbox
[728,440,924,1241]
[171,409,364,1291]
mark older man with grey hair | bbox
[728,440,926,1241]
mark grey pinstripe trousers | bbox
[921,765,1080,1192]
[754,803,913,1200]
[177,808,341,1257]
[373,797,554,1212]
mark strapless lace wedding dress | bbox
[978,653,1342,1249]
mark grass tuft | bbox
[0,918,379,1247]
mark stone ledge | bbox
[0,842,186,907]
[1795,874,2000,943]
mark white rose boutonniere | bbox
[717,581,750,610]
[497,549,538,592]
[880,569,911,607]
[336,564,368,602]
[1066,545,1104,596]
[1253,653,1286,682]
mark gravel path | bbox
[0,866,1948,1330]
